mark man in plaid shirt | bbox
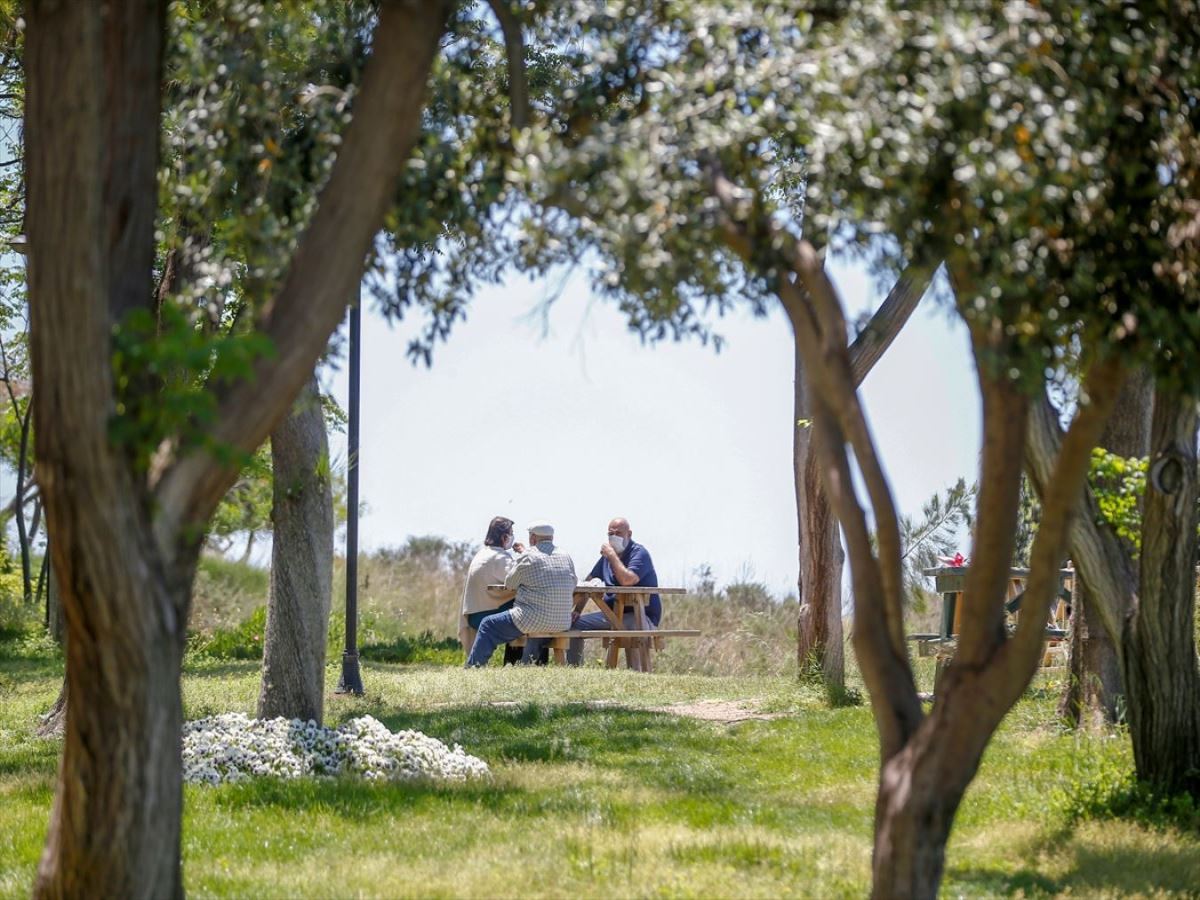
[465,520,577,667]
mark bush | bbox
[358,630,462,665]
[189,554,269,636]
[189,605,267,660]
[1051,752,1200,833]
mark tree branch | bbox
[789,240,909,663]
[153,0,451,552]
[1025,388,1136,645]
[955,324,1030,665]
[847,266,933,385]
[707,165,921,752]
[993,355,1125,698]
[485,0,529,130]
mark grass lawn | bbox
[2,637,1198,898]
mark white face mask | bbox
[608,535,628,554]
[503,534,514,550]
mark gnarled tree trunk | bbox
[258,376,334,723]
[792,267,930,692]
[1056,369,1149,726]
[25,0,449,894]
[1058,577,1124,728]
[1124,388,1200,794]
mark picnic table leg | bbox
[633,594,652,673]
[616,597,642,671]
[604,634,620,669]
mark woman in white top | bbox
[459,516,524,662]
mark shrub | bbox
[189,605,267,660]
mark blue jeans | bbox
[466,610,524,667]
[566,610,654,666]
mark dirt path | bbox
[645,699,787,724]
[474,698,786,724]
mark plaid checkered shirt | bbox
[504,540,577,633]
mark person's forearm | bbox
[610,559,640,586]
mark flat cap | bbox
[526,520,555,538]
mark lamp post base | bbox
[335,649,364,695]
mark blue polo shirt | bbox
[586,540,660,626]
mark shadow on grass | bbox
[373,703,720,772]
[950,839,1200,897]
[208,703,765,829]
[181,659,260,679]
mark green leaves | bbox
[1090,447,1148,552]
[110,305,274,471]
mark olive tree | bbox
[25,0,454,894]
[513,2,1199,896]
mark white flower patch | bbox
[182,713,489,786]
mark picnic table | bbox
[912,566,1073,682]
[489,584,696,671]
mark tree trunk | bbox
[46,553,64,645]
[240,529,257,565]
[35,681,67,739]
[1057,369,1149,726]
[870,683,994,899]
[38,562,66,738]
[794,339,846,687]
[792,267,929,692]
[37,580,189,899]
[1058,576,1124,727]
[1124,388,1200,795]
[25,0,447,893]
[258,376,334,723]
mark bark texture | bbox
[24,1,449,896]
[258,377,334,723]
[1055,369,1149,726]
[793,343,845,687]
[1058,577,1124,727]
[1124,389,1200,794]
[793,267,930,691]
[711,174,1123,897]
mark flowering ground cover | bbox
[183,713,489,785]
[2,632,1199,898]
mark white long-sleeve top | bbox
[461,545,515,617]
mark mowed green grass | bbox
[2,644,1198,898]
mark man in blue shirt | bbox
[566,517,659,666]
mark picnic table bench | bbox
[488,584,696,672]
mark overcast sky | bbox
[321,254,982,600]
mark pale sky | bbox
[321,255,983,600]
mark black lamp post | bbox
[336,294,365,695]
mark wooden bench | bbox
[520,628,701,670]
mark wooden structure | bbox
[486,584,695,671]
[913,566,1073,679]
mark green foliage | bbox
[357,630,462,666]
[110,305,275,470]
[1052,753,1200,835]
[801,2,1200,387]
[188,604,267,660]
[0,541,24,607]
[207,444,274,543]
[902,478,975,610]
[1011,475,1041,568]
[1090,449,1148,551]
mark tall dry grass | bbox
[190,538,808,677]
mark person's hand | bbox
[512,542,526,553]
[600,541,617,561]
